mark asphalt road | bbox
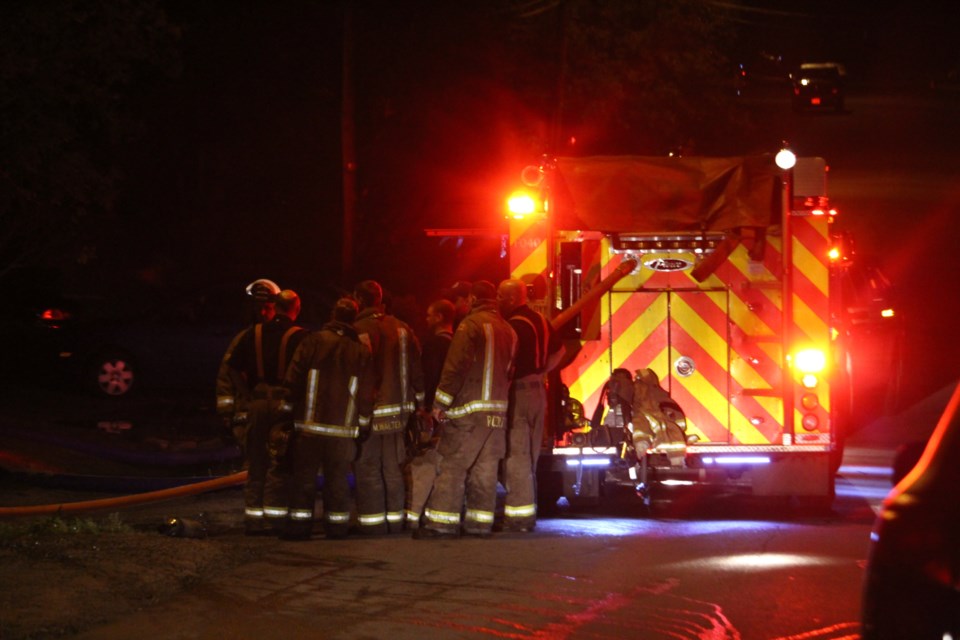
[0,380,923,640]
[71,518,868,640]
[5,374,950,639]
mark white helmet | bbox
[245,278,281,303]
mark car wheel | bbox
[90,350,137,397]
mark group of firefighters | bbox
[215,275,562,541]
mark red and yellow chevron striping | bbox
[559,216,834,447]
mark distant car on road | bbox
[791,62,846,112]
[860,381,960,639]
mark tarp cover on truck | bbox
[551,155,780,233]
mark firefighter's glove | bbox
[418,412,436,446]
[268,423,296,472]
[357,424,371,445]
[268,423,293,458]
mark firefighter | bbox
[445,280,472,330]
[215,278,280,445]
[225,288,307,535]
[497,278,563,533]
[421,298,456,413]
[353,280,425,535]
[404,298,455,529]
[267,297,373,541]
[415,281,517,540]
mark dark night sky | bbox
[118,2,345,291]
[115,2,529,300]
[6,1,959,306]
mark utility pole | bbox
[550,0,568,155]
[340,2,357,283]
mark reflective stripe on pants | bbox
[502,382,545,528]
[355,430,407,534]
[268,431,355,538]
[422,415,505,534]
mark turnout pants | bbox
[269,432,355,539]
[243,387,286,532]
[404,447,442,529]
[423,416,506,535]
[502,380,546,529]
[355,430,407,534]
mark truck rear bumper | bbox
[543,446,835,500]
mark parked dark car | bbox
[3,275,338,399]
[77,283,341,398]
[791,62,846,112]
[69,285,254,398]
[861,381,960,639]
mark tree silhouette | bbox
[0,0,179,279]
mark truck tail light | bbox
[794,348,826,374]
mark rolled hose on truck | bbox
[0,471,248,518]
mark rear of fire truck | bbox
[507,151,844,511]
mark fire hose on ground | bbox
[0,471,247,518]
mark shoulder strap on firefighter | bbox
[277,326,304,379]
[255,323,265,381]
[535,312,550,370]
[511,313,549,372]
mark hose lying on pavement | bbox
[0,471,247,518]
[6,470,242,493]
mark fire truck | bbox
[503,151,847,510]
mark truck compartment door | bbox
[607,290,734,444]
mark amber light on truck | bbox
[793,348,826,390]
[794,348,826,374]
[506,191,538,219]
